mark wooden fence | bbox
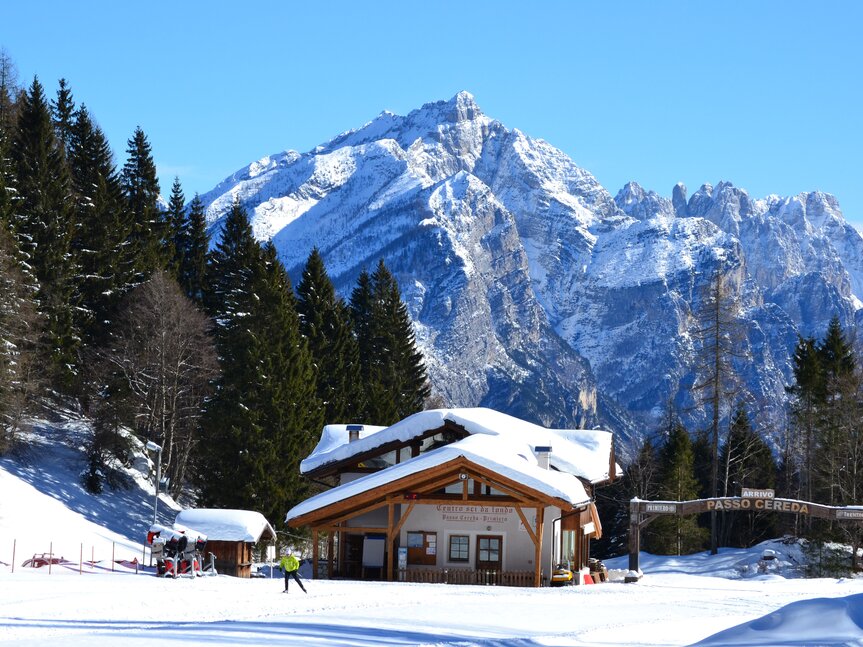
[397,568,539,587]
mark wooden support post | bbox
[327,532,334,581]
[312,528,319,580]
[387,502,395,582]
[534,507,544,588]
[627,500,641,581]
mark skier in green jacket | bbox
[279,549,307,593]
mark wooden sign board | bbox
[741,488,774,499]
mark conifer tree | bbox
[815,316,857,507]
[198,200,269,513]
[296,248,364,424]
[349,260,429,425]
[10,77,78,388]
[719,405,778,546]
[121,126,163,280]
[68,105,132,346]
[164,177,186,279]
[198,201,321,525]
[787,335,821,503]
[178,193,208,304]
[253,243,321,515]
[372,260,430,420]
[51,78,75,155]
[648,422,707,555]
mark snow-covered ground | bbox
[2,417,863,646]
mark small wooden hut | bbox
[175,508,276,578]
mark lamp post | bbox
[145,441,162,525]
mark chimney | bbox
[347,424,363,443]
[535,446,552,470]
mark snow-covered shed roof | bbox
[301,408,618,484]
[287,433,592,524]
[175,509,276,543]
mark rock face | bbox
[199,92,863,451]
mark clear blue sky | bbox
[3,1,862,224]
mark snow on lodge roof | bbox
[300,407,618,484]
[175,509,276,543]
[287,408,619,524]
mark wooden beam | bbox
[391,501,416,540]
[387,502,394,582]
[327,532,334,581]
[514,505,538,546]
[317,526,389,534]
[472,474,533,503]
[312,528,319,581]
[535,507,545,588]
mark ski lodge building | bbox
[286,408,618,587]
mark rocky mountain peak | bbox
[672,182,688,217]
[198,92,863,446]
[614,182,673,221]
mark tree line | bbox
[595,312,863,571]
[0,54,429,527]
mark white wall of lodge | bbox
[398,503,556,573]
[344,501,559,575]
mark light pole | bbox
[145,441,162,525]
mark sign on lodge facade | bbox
[628,488,863,579]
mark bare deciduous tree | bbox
[94,270,218,495]
[690,268,747,554]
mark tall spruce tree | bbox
[68,105,132,346]
[349,260,429,425]
[121,126,163,281]
[178,193,208,304]
[787,335,821,504]
[51,78,75,155]
[164,177,186,280]
[815,316,857,507]
[254,243,321,515]
[373,260,430,420]
[198,201,320,525]
[10,77,78,389]
[648,422,707,555]
[296,248,364,424]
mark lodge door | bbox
[476,535,502,570]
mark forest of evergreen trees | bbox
[0,54,429,529]
[595,315,863,571]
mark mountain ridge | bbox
[197,91,863,449]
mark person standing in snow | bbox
[279,549,307,593]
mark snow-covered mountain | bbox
[198,91,863,447]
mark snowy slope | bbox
[197,92,863,444]
[2,421,863,646]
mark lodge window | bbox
[406,531,437,566]
[448,535,469,562]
